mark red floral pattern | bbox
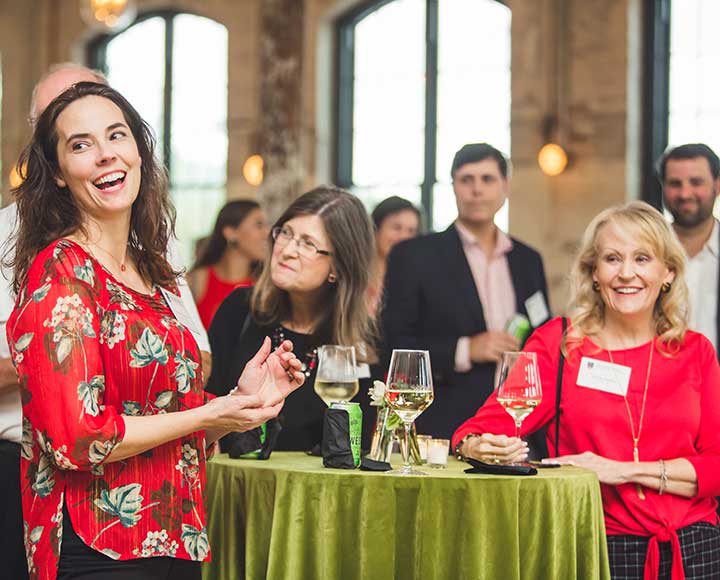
[8,240,209,580]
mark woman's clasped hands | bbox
[464,433,529,464]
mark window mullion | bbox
[163,14,174,178]
[422,0,439,228]
[335,23,355,187]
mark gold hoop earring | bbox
[661,282,671,293]
[592,281,600,292]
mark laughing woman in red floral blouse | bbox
[7,82,304,580]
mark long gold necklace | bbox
[607,338,654,500]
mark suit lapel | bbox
[441,225,487,330]
[507,242,525,315]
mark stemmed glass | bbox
[313,345,359,406]
[384,349,434,475]
[496,352,542,453]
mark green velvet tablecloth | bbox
[202,452,610,580]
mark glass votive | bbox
[417,435,431,462]
[427,439,450,469]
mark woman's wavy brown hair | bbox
[251,186,378,363]
[9,81,177,293]
[567,201,688,354]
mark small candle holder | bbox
[416,435,431,463]
[427,439,449,469]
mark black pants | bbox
[58,506,201,580]
[0,440,28,580]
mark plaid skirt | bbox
[607,522,720,579]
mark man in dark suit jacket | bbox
[382,143,550,440]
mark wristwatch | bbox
[454,433,481,461]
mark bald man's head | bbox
[30,64,107,125]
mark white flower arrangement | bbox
[369,380,387,406]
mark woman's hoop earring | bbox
[661,282,672,293]
[328,273,337,283]
[592,281,600,292]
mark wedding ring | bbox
[491,455,501,464]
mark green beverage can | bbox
[330,401,362,467]
[506,314,532,343]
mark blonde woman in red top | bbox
[453,201,720,579]
[8,82,303,580]
[189,200,269,329]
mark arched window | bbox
[90,12,228,265]
[336,0,511,230]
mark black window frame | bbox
[334,0,509,228]
[642,0,671,210]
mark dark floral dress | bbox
[8,239,209,580]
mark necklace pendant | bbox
[633,443,639,463]
[636,485,646,500]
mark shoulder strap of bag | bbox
[554,317,567,457]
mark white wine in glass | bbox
[496,351,542,444]
[314,345,359,405]
[384,349,434,475]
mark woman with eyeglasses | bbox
[206,186,378,453]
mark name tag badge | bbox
[159,287,204,346]
[524,290,549,328]
[576,357,631,397]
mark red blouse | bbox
[196,266,253,330]
[453,317,720,580]
[8,240,209,580]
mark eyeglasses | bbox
[271,226,332,258]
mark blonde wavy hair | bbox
[567,201,689,353]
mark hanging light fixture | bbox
[80,0,136,31]
[537,0,570,177]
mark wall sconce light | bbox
[243,154,264,186]
[80,0,136,31]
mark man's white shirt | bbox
[685,219,719,352]
[0,202,210,443]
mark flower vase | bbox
[368,406,397,462]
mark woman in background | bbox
[189,200,268,329]
[368,196,421,316]
[207,186,378,452]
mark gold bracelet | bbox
[454,433,481,461]
[658,459,668,495]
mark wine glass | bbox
[496,352,542,449]
[384,349,434,475]
[313,345,359,406]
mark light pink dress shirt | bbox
[454,221,516,372]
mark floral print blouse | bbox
[8,240,209,580]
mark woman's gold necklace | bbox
[607,339,654,500]
[87,243,128,274]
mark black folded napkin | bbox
[360,457,391,471]
[322,408,357,469]
[223,419,282,460]
[464,457,537,476]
